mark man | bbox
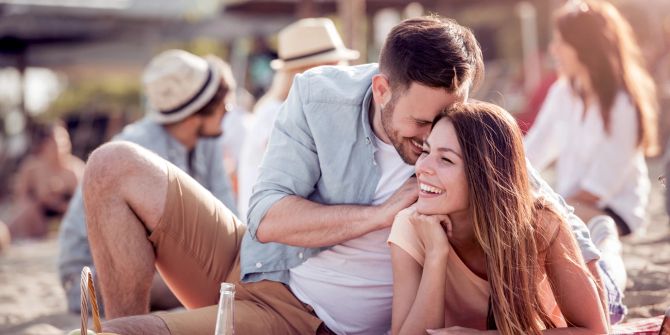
[84,17,602,334]
[238,17,359,219]
[58,49,237,313]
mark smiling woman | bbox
[388,101,608,335]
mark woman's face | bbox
[550,30,583,79]
[415,118,469,216]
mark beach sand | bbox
[0,160,668,335]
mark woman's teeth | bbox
[420,183,444,194]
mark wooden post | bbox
[338,0,366,64]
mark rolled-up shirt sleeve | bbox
[246,74,321,239]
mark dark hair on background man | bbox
[194,78,229,117]
[379,15,484,95]
[194,56,237,118]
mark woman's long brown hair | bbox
[555,0,659,156]
[442,101,556,334]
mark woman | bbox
[389,101,608,334]
[524,0,658,236]
[8,121,84,238]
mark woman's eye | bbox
[441,157,453,164]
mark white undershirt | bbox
[289,132,414,335]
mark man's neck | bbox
[369,98,391,144]
[163,121,197,151]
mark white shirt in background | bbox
[524,78,650,233]
[289,132,414,335]
[237,98,284,220]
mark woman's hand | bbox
[407,208,452,257]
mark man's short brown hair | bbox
[379,16,484,94]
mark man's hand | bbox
[376,176,418,228]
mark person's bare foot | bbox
[0,219,10,253]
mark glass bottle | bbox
[214,282,235,335]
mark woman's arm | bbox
[391,244,447,335]
[424,218,608,335]
[543,220,609,334]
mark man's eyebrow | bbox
[412,117,432,123]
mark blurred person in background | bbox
[58,49,238,313]
[665,141,669,217]
[524,0,659,310]
[7,121,84,239]
[237,17,359,219]
[0,219,8,253]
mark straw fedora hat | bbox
[270,18,360,71]
[142,49,222,124]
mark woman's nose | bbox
[416,154,436,176]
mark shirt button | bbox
[298,252,304,259]
[255,262,262,268]
[365,137,371,144]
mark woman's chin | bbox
[415,201,446,216]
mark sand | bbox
[0,160,668,335]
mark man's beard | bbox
[197,125,223,139]
[380,101,421,165]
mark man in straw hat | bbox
[85,16,604,334]
[237,18,359,219]
[58,49,237,313]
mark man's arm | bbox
[247,73,417,248]
[256,178,417,247]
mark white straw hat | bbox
[142,49,222,124]
[270,18,360,71]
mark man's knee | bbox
[84,142,141,193]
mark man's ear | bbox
[371,74,392,107]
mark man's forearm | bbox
[255,195,388,248]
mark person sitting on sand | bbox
[58,49,238,313]
[7,121,84,239]
[390,101,608,335]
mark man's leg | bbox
[84,142,165,317]
[84,141,243,319]
[102,314,170,335]
[150,273,181,311]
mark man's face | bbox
[197,94,231,138]
[382,82,464,165]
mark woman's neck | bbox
[447,211,479,254]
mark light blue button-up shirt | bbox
[242,63,600,284]
[58,117,236,310]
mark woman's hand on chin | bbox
[407,207,452,258]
